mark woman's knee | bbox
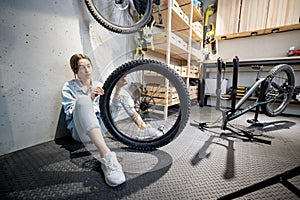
[75,95,94,113]
[76,95,92,106]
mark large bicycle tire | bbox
[261,64,295,117]
[100,59,191,150]
[85,0,153,34]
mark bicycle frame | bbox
[216,57,272,130]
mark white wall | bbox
[217,30,300,60]
[0,0,135,155]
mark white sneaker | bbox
[99,152,126,187]
[138,126,164,139]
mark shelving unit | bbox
[148,0,203,119]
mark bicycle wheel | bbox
[100,59,191,150]
[261,64,295,117]
[85,0,152,34]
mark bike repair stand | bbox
[246,65,265,127]
[215,57,271,144]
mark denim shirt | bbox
[61,79,121,141]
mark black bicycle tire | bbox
[100,59,191,150]
[261,64,295,117]
[84,0,153,34]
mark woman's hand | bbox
[114,76,128,99]
[91,86,104,100]
[116,76,128,90]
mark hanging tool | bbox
[205,23,216,54]
[134,0,162,59]
[203,4,217,54]
[153,0,162,25]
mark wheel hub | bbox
[115,0,129,10]
[140,101,149,111]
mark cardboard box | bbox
[174,65,181,75]
[181,66,188,77]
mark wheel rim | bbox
[106,66,187,143]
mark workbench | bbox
[199,56,300,106]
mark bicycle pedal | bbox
[198,122,207,128]
[247,119,264,127]
[247,119,259,124]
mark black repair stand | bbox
[200,57,271,145]
[218,166,300,199]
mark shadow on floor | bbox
[55,135,174,199]
[1,134,173,199]
[189,119,297,181]
[189,130,236,180]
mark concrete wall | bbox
[0,0,135,155]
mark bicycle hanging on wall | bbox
[204,57,295,144]
[84,0,191,150]
[84,0,155,34]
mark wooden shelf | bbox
[176,28,203,41]
[157,0,203,22]
[150,33,202,61]
[158,0,192,10]
[181,4,203,22]
[217,23,300,40]
[145,85,180,106]
[203,56,300,68]
[154,3,203,41]
[154,8,190,32]
[149,42,189,61]
[178,0,192,6]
